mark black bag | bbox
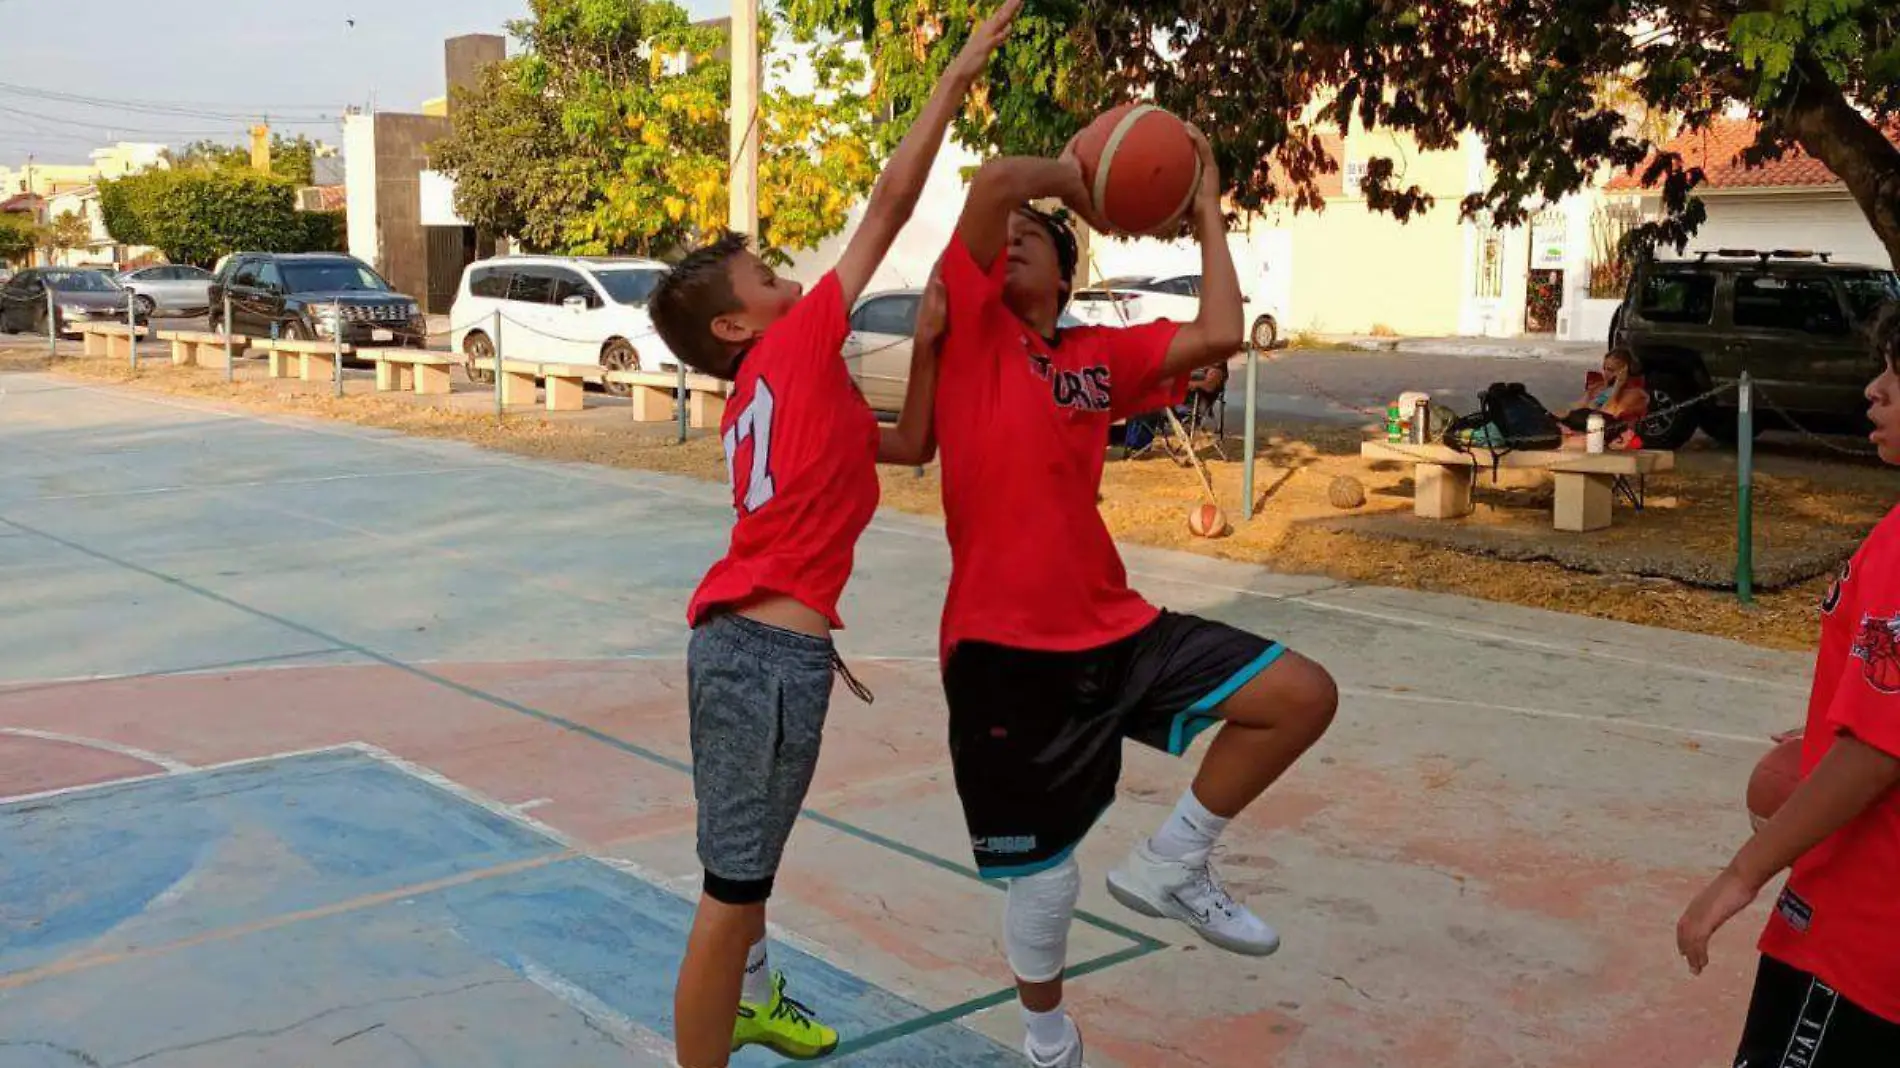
[1442,381,1563,453]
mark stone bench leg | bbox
[171,340,194,368]
[688,390,726,430]
[83,332,106,357]
[544,375,585,412]
[375,361,412,392]
[414,363,451,396]
[627,385,674,422]
[1553,472,1615,532]
[501,369,539,407]
[1414,463,1474,519]
[301,351,337,383]
[197,342,231,370]
[267,350,296,379]
[106,334,130,363]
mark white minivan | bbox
[449,256,678,392]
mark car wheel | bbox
[1640,372,1704,450]
[600,339,639,396]
[463,330,496,384]
[279,319,312,342]
[1250,315,1279,350]
[133,295,156,321]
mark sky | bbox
[0,0,726,165]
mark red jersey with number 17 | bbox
[1758,503,1900,1023]
[686,273,881,629]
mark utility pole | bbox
[251,123,272,175]
[728,0,760,237]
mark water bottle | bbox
[1586,413,1605,454]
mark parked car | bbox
[207,252,424,348]
[844,288,1082,413]
[1067,273,1283,349]
[1611,250,1900,448]
[118,264,214,319]
[0,267,132,336]
[449,255,677,391]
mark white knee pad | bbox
[1004,856,1081,983]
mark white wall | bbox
[343,114,381,270]
[1690,192,1889,267]
[419,170,466,227]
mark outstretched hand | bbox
[1185,122,1222,216]
[947,0,1022,82]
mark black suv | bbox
[208,253,424,348]
[1612,250,1899,447]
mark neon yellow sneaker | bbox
[731,971,838,1059]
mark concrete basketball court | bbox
[0,370,1814,1066]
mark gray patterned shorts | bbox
[687,612,835,904]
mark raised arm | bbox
[833,0,1019,307]
[1159,127,1246,378]
[956,154,1100,273]
[878,267,945,466]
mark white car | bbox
[1067,274,1283,349]
[449,256,678,392]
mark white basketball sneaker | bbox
[1024,1015,1084,1068]
[1106,841,1281,956]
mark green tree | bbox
[0,215,36,264]
[430,0,879,261]
[787,0,1900,265]
[43,211,92,261]
[165,134,322,187]
[99,170,327,267]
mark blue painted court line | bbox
[0,750,1025,1065]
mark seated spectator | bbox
[1560,347,1650,449]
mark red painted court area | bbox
[0,371,1819,1065]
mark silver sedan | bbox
[117,264,215,319]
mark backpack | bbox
[1442,382,1563,472]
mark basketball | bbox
[1070,104,1203,236]
[1747,737,1805,830]
[1188,502,1228,539]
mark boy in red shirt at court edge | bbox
[643,4,1019,1065]
[929,129,1339,1065]
[1678,301,1900,1066]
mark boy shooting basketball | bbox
[1677,302,1900,1067]
[645,5,1018,1064]
[931,130,1338,1066]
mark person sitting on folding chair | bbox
[1559,347,1649,450]
[1122,360,1230,463]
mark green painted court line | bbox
[829,939,1166,1058]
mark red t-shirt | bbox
[687,273,880,629]
[934,234,1185,657]
[1759,504,1900,1023]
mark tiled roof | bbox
[0,192,42,214]
[1605,117,1897,192]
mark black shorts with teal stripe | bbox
[944,611,1284,879]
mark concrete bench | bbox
[255,338,353,382]
[1360,441,1676,532]
[489,361,610,412]
[78,324,148,361]
[360,348,456,396]
[157,330,249,370]
[604,369,731,429]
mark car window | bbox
[1840,272,1900,323]
[851,295,919,337]
[547,268,596,307]
[509,269,557,305]
[1636,270,1717,325]
[232,260,259,288]
[175,265,211,281]
[595,269,663,306]
[255,261,283,292]
[1733,275,1847,335]
[44,270,116,293]
[468,266,511,299]
[278,259,388,294]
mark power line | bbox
[0,82,338,124]
[0,103,333,140]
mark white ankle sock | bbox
[1148,788,1231,861]
[741,938,772,1005]
[1022,1005,1072,1052]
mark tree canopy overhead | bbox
[784,0,1900,265]
[430,0,880,262]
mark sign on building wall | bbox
[1531,209,1568,270]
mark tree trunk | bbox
[1782,58,1900,269]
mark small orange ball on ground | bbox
[1747,737,1805,830]
[1188,502,1228,539]
[1069,103,1202,236]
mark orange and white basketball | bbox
[1188,502,1228,539]
[1070,104,1202,236]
